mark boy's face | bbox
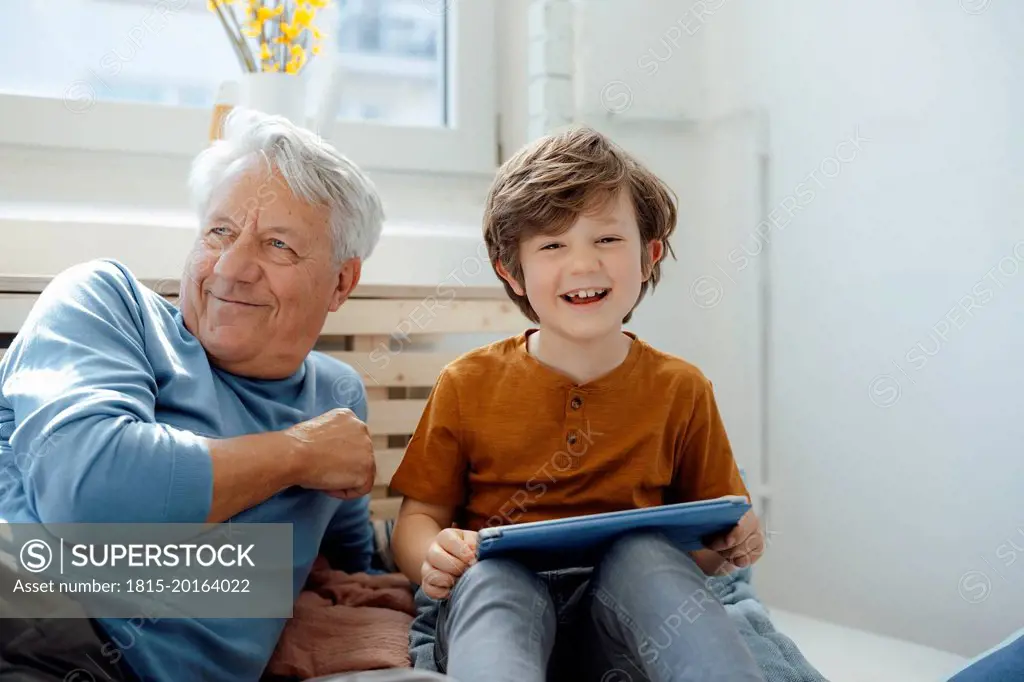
[501,190,663,341]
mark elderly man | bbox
[0,109,452,682]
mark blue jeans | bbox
[433,531,764,682]
[948,629,1024,681]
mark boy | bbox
[389,126,765,682]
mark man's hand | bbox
[420,528,479,600]
[704,509,764,568]
[285,408,376,499]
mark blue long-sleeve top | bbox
[0,259,374,682]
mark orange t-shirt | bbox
[388,330,750,532]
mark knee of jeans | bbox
[601,530,681,574]
[597,532,705,592]
[451,557,545,602]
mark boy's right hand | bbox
[420,528,479,600]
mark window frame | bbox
[0,0,497,175]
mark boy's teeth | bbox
[566,289,606,300]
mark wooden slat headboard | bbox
[0,274,528,521]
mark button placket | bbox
[564,390,587,470]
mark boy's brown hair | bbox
[483,125,678,324]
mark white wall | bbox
[745,2,1024,657]
[570,0,1024,658]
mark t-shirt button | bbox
[567,431,578,446]
[570,396,583,410]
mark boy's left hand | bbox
[704,509,764,568]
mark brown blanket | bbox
[265,556,416,680]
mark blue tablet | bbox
[476,495,751,571]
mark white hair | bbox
[188,107,385,263]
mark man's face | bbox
[178,163,359,378]
[504,190,662,342]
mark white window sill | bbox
[0,96,498,176]
[0,203,499,289]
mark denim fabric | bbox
[425,531,764,682]
[409,556,826,682]
[948,630,1024,682]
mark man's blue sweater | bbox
[0,259,374,681]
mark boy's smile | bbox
[560,287,611,305]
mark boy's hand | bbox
[704,509,764,568]
[420,528,479,600]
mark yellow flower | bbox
[210,1,331,72]
[293,5,315,27]
[278,42,309,74]
[256,5,284,23]
[280,21,302,41]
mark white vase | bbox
[239,72,308,127]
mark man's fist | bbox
[704,509,765,568]
[285,408,376,499]
[420,528,479,600]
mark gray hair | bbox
[188,107,385,263]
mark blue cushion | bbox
[948,628,1024,681]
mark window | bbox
[333,0,447,126]
[1,0,445,126]
[0,0,493,175]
